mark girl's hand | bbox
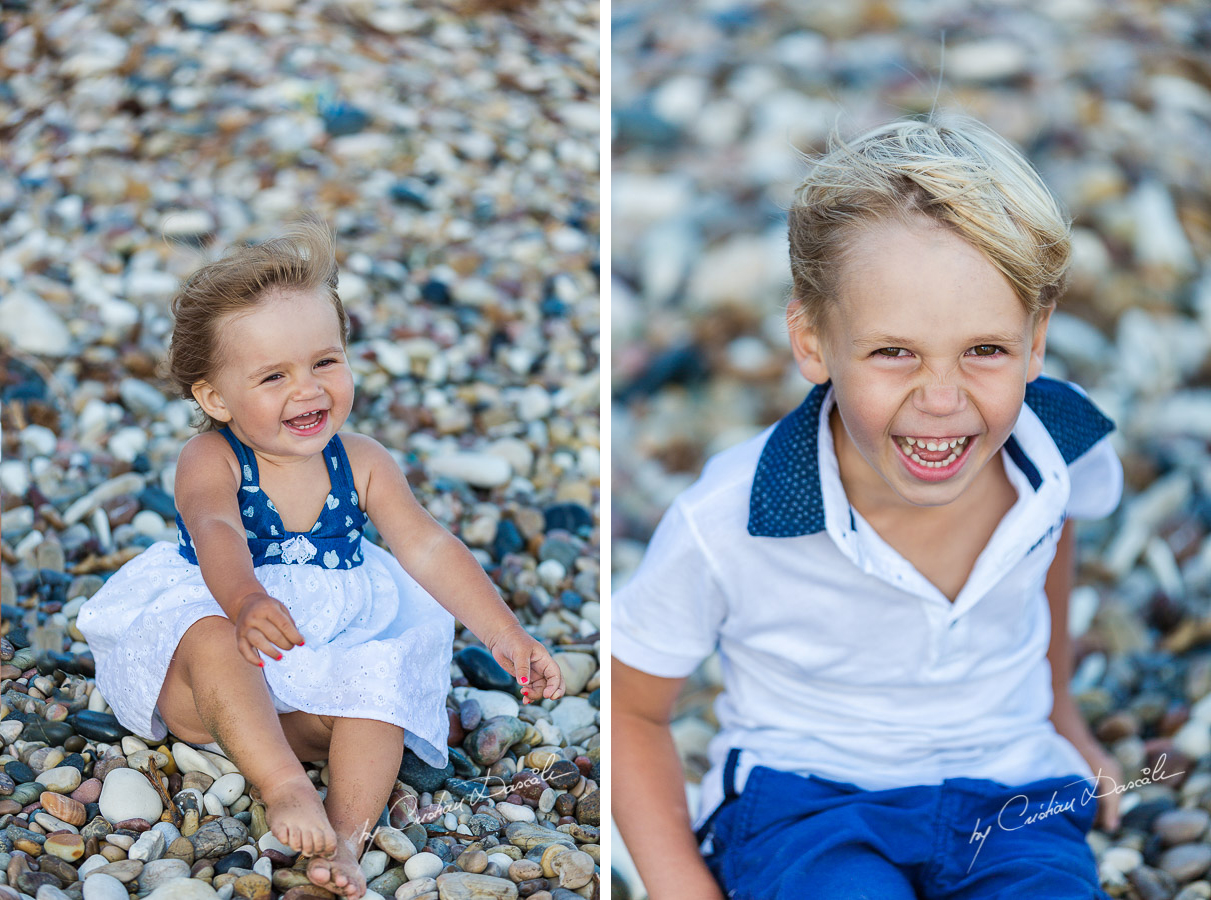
[486,623,566,704]
[233,591,305,667]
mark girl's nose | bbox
[913,382,966,417]
[293,373,323,399]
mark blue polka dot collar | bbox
[748,376,1115,538]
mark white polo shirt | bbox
[613,376,1123,828]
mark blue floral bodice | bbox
[176,428,368,569]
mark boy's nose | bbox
[913,383,965,416]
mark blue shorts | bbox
[700,754,1110,900]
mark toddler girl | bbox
[78,218,564,899]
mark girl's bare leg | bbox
[157,617,336,856]
[303,718,406,899]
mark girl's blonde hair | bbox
[165,215,347,432]
[788,114,1071,330]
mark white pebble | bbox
[494,802,535,823]
[82,873,129,900]
[208,773,246,806]
[359,849,388,880]
[98,767,164,824]
[402,852,443,881]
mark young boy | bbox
[613,116,1123,899]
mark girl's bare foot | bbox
[306,837,366,899]
[260,773,337,857]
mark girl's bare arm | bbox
[175,433,303,664]
[613,658,725,900]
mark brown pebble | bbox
[457,849,487,874]
[233,873,272,900]
[100,844,127,862]
[93,758,129,781]
[281,885,338,900]
[0,800,21,816]
[165,836,196,865]
[447,709,465,747]
[70,779,103,805]
[12,838,43,856]
[40,792,87,827]
[38,855,78,885]
[517,879,549,896]
[95,859,143,883]
[182,772,214,794]
[113,818,152,832]
[509,859,543,881]
[262,849,294,867]
[271,870,313,891]
[573,757,592,777]
[553,794,575,817]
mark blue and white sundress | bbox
[78,427,454,767]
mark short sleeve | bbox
[612,499,728,678]
[1066,436,1122,520]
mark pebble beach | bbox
[611,1,1211,898]
[0,3,600,900]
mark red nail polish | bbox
[258,661,264,668]
[299,640,305,646]
[520,676,528,684]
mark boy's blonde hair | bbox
[788,114,1070,330]
[164,215,347,432]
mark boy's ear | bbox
[1026,304,1053,382]
[191,381,233,423]
[787,300,832,385]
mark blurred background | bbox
[611,1,1211,897]
[1,0,602,892]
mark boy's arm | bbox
[1045,520,1121,830]
[613,658,725,900]
[348,434,562,698]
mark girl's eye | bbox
[968,345,1004,357]
[262,374,282,383]
[316,358,335,368]
[874,347,910,358]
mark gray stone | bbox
[137,858,191,892]
[1155,809,1210,846]
[1161,844,1211,883]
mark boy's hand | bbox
[233,591,305,667]
[486,623,566,704]
[1082,742,1123,832]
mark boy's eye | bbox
[874,348,910,358]
[262,373,282,383]
[316,358,335,367]
[968,345,1003,357]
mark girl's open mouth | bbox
[284,409,327,435]
[893,434,974,482]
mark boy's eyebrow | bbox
[247,346,345,380]
[853,332,1026,348]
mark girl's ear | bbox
[787,300,831,385]
[1026,304,1053,382]
[192,381,232,423]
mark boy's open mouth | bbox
[284,409,327,435]
[893,434,974,480]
